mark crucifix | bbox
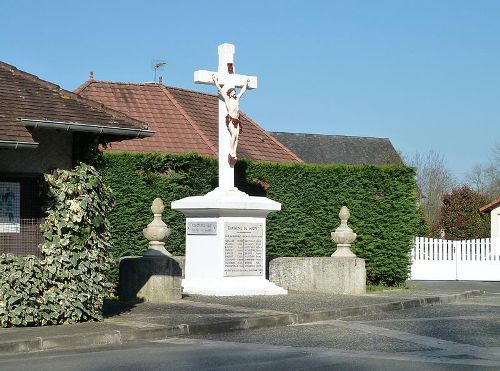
[194,43,257,190]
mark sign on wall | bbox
[0,182,20,233]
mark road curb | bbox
[0,290,483,355]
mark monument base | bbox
[182,277,287,296]
[269,257,366,295]
[119,256,182,303]
[172,187,287,297]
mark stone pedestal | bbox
[269,257,366,295]
[119,198,181,303]
[269,206,366,295]
[119,256,182,302]
[172,187,287,296]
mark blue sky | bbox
[2,0,499,180]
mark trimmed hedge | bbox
[0,164,113,327]
[243,161,419,285]
[95,152,217,279]
[98,152,419,285]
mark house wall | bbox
[491,206,500,240]
[0,129,72,256]
[0,130,72,174]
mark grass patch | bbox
[367,283,409,292]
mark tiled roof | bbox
[480,197,500,213]
[0,116,35,144]
[0,61,151,146]
[271,132,403,165]
[75,81,302,163]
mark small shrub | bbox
[0,164,113,327]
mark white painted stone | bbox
[172,43,286,296]
[194,70,257,89]
[171,187,280,216]
[194,43,257,188]
[173,195,286,296]
[489,205,500,240]
[482,204,500,255]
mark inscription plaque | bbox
[224,222,264,277]
[187,221,217,235]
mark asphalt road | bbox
[1,292,499,370]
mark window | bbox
[0,174,44,257]
[0,182,21,233]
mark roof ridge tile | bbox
[272,131,390,141]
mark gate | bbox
[410,237,500,281]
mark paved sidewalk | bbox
[0,281,497,355]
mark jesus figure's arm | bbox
[212,75,224,96]
[237,79,250,99]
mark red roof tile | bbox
[75,81,302,163]
[0,61,151,146]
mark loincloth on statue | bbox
[225,114,242,132]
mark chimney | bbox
[89,71,94,80]
[158,76,163,84]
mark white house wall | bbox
[492,206,500,240]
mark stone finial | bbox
[143,198,172,256]
[331,206,357,257]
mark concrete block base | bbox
[269,257,366,295]
[182,277,287,296]
[119,256,182,303]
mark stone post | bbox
[143,198,171,256]
[269,205,366,295]
[331,206,357,257]
[119,198,181,303]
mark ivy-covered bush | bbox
[97,152,419,286]
[0,164,113,327]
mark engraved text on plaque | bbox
[224,222,263,277]
[187,221,217,235]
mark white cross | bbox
[194,43,257,190]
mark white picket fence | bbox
[410,237,500,281]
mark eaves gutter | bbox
[0,140,39,149]
[21,119,155,138]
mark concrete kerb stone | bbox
[0,290,484,355]
[0,338,42,354]
[120,325,188,343]
[40,331,123,351]
[295,290,483,324]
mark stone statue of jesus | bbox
[213,74,249,165]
